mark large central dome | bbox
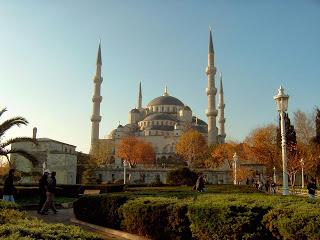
[147,95,184,107]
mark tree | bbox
[244,124,281,172]
[0,108,38,167]
[117,137,155,167]
[175,130,207,167]
[90,140,114,166]
[293,110,315,145]
[208,143,235,168]
[236,167,253,183]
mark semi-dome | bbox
[143,113,177,121]
[147,95,184,107]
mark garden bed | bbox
[74,185,320,240]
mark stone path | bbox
[27,208,127,240]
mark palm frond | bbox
[0,137,38,148]
[0,117,29,138]
[7,148,38,166]
[0,108,7,118]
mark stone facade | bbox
[10,136,77,184]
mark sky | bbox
[0,1,319,153]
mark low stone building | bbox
[10,128,77,184]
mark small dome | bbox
[143,113,177,121]
[184,106,191,111]
[117,124,123,128]
[130,108,140,113]
[147,95,184,107]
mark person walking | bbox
[3,169,16,202]
[307,178,317,200]
[38,170,49,214]
[270,180,276,195]
[40,171,57,214]
[195,175,205,192]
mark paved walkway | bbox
[27,208,127,240]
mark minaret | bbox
[90,42,103,152]
[137,82,142,109]
[205,27,218,145]
[218,72,226,143]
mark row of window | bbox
[145,130,179,136]
[139,120,175,127]
[148,105,181,113]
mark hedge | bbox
[73,188,320,240]
[0,200,102,239]
[119,197,191,240]
[73,194,131,229]
[166,167,198,186]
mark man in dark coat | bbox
[38,170,49,214]
[307,178,317,200]
[3,169,16,202]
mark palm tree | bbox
[0,108,38,167]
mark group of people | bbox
[251,178,277,194]
[2,168,58,215]
[38,170,58,215]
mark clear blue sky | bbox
[0,1,319,153]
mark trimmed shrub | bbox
[0,199,21,210]
[73,194,130,228]
[119,197,192,240]
[263,203,320,240]
[188,195,275,240]
[166,167,198,186]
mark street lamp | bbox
[300,158,304,188]
[123,160,128,184]
[273,166,276,183]
[274,86,289,195]
[233,153,239,185]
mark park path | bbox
[27,208,128,240]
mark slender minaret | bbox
[218,72,226,143]
[137,82,142,109]
[205,27,218,145]
[90,42,103,151]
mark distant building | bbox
[10,127,77,184]
[90,29,226,164]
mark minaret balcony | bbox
[206,109,218,117]
[218,104,225,109]
[93,76,103,84]
[92,96,102,102]
[206,87,217,96]
[218,118,226,124]
[205,66,216,75]
[91,115,101,122]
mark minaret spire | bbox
[218,72,226,143]
[205,27,218,145]
[163,85,169,96]
[138,82,142,109]
[90,41,103,152]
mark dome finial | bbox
[163,85,169,96]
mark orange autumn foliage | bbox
[175,130,207,166]
[117,137,155,166]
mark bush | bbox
[73,194,130,229]
[166,167,198,186]
[263,203,320,240]
[119,197,191,240]
[0,200,102,239]
[188,195,273,240]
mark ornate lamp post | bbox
[123,160,128,184]
[233,153,239,185]
[300,158,304,188]
[273,166,276,183]
[274,86,289,195]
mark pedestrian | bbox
[40,171,57,214]
[265,179,270,193]
[38,170,49,214]
[270,180,276,195]
[3,169,16,202]
[307,178,317,200]
[195,175,205,192]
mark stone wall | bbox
[94,167,233,184]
